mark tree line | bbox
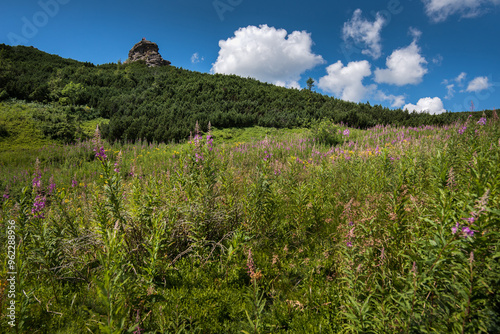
[0,44,491,144]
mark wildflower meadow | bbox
[1,116,499,333]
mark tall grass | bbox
[1,116,499,333]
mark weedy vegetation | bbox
[1,114,499,333]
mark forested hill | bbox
[0,44,484,143]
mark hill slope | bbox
[0,44,488,143]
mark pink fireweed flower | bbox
[32,195,46,219]
[32,158,42,189]
[263,151,272,161]
[453,221,478,237]
[133,309,144,334]
[32,173,42,188]
[465,216,476,224]
[247,248,256,277]
[206,134,213,150]
[48,176,56,195]
[194,134,203,147]
[477,117,486,126]
[343,129,350,136]
[32,160,42,189]
[195,153,204,162]
[94,146,107,161]
[462,226,476,237]
[114,151,122,173]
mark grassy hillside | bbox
[0,101,52,151]
[0,44,491,145]
[0,100,107,165]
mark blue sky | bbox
[1,0,499,113]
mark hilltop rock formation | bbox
[125,38,171,67]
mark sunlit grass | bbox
[1,116,499,333]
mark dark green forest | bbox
[0,44,492,144]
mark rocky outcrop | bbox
[125,38,171,67]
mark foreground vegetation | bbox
[1,113,499,333]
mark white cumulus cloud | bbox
[376,91,406,108]
[211,24,325,88]
[466,76,491,92]
[318,60,375,102]
[445,84,455,99]
[456,72,467,85]
[374,40,428,86]
[432,54,443,65]
[408,27,422,40]
[442,72,467,98]
[422,0,500,22]
[404,97,446,114]
[191,52,204,64]
[442,72,467,86]
[342,9,386,59]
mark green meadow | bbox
[1,102,499,332]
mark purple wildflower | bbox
[263,152,272,161]
[195,152,204,162]
[71,179,77,188]
[48,176,56,195]
[32,172,42,189]
[343,129,350,137]
[94,146,107,161]
[476,117,486,126]
[194,134,203,147]
[133,309,143,334]
[458,126,467,135]
[206,134,213,151]
[92,125,107,161]
[114,151,122,173]
[32,195,46,219]
[247,248,256,277]
[346,241,352,247]
[454,221,478,237]
[462,226,476,237]
[32,158,42,189]
[466,216,476,224]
